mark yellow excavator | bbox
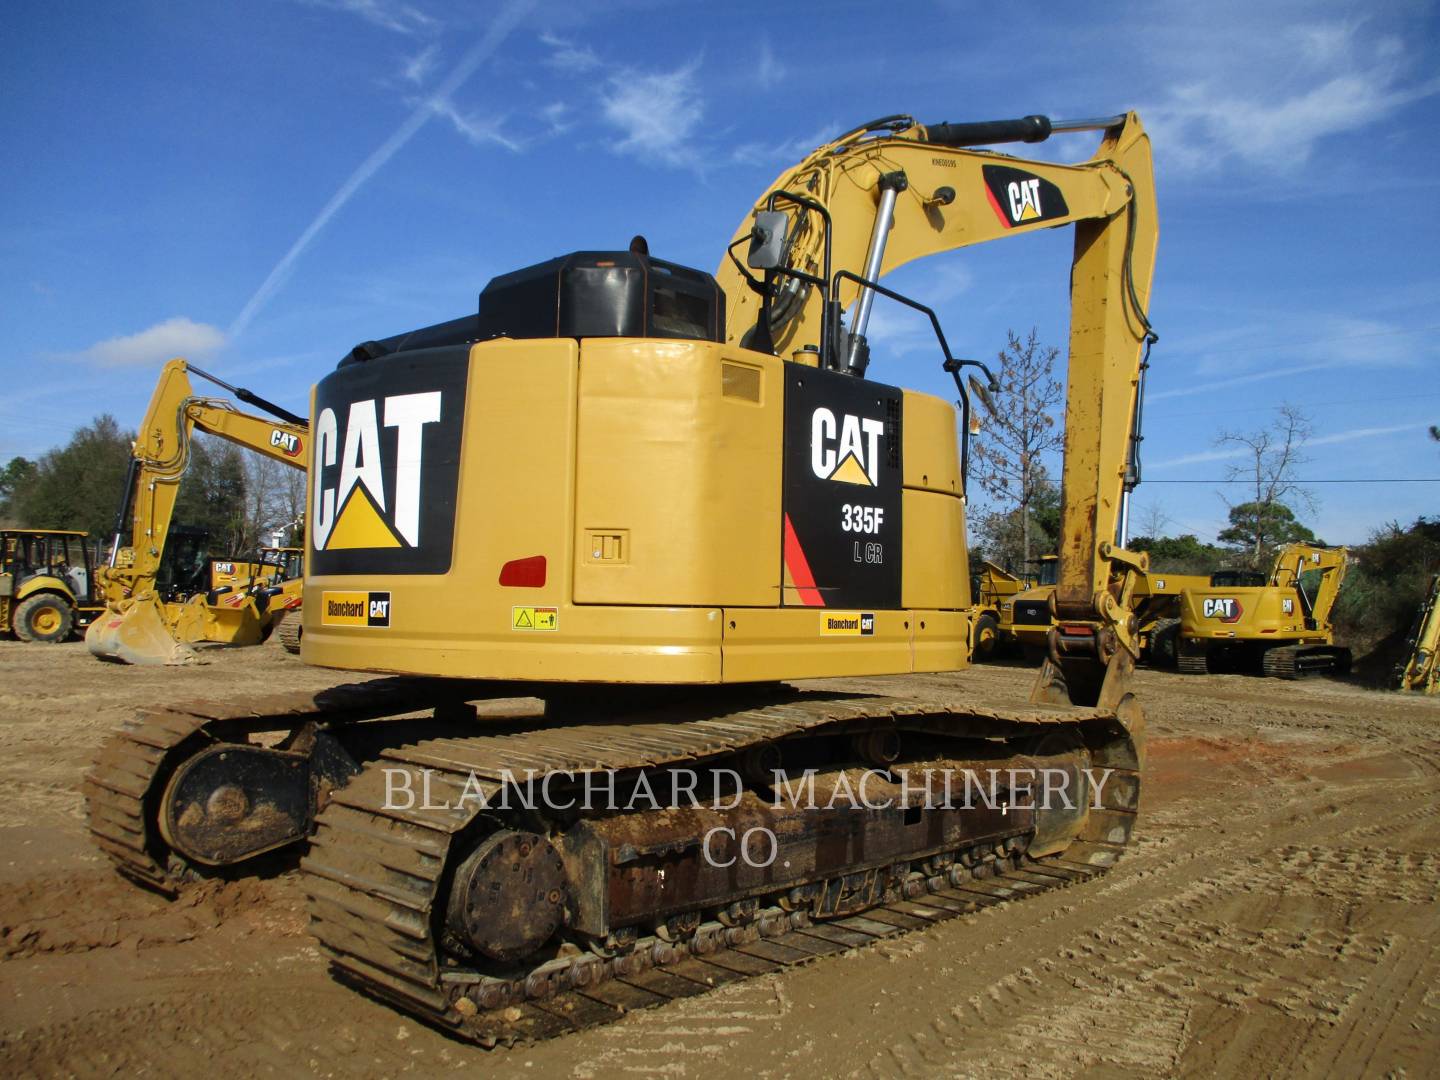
[1177,543,1350,677]
[85,359,309,665]
[87,109,1157,1045]
[1398,574,1439,694]
[1006,561,1210,667]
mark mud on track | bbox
[1,639,1437,1077]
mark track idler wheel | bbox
[159,743,312,865]
[445,831,569,962]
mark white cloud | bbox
[1149,421,1424,469]
[755,38,785,90]
[539,31,599,74]
[540,101,573,135]
[77,317,226,367]
[601,61,704,168]
[1149,445,1249,470]
[730,121,840,167]
[1306,421,1428,448]
[1139,13,1440,174]
[229,0,533,339]
[301,0,437,35]
[402,43,439,84]
[429,98,522,152]
[1148,361,1340,402]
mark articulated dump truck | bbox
[85,109,1158,1045]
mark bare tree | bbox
[971,328,1065,565]
[1131,502,1173,542]
[1216,403,1314,565]
[242,453,306,550]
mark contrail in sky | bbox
[228,0,535,340]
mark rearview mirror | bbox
[747,210,790,270]
[968,374,997,417]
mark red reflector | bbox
[1057,624,1094,637]
[499,556,547,588]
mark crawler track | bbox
[1177,650,1209,675]
[301,692,1139,1046]
[83,679,477,891]
[1262,644,1351,679]
[275,612,303,655]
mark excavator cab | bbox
[341,250,726,367]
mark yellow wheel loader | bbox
[997,555,1058,657]
[208,546,306,653]
[0,529,105,641]
[1398,574,1439,694]
[1177,543,1350,677]
[87,109,1158,1045]
[85,361,309,665]
[968,558,1028,659]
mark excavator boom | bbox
[718,112,1157,708]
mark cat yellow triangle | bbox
[327,486,403,549]
[1019,202,1039,221]
[831,453,872,486]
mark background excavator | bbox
[1398,574,1438,694]
[1177,543,1350,677]
[85,359,309,665]
[87,108,1157,1045]
[1003,560,1210,667]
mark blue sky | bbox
[3,0,1438,545]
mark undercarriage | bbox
[85,679,1139,1045]
[1177,640,1352,678]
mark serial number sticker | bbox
[512,605,559,631]
[322,590,391,627]
[821,611,875,636]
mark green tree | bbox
[971,328,1065,565]
[1216,500,1316,557]
[1128,532,1228,575]
[1332,517,1440,678]
[15,416,135,538]
[975,469,1061,570]
[0,456,38,523]
[172,436,249,556]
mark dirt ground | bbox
[1,639,1437,1079]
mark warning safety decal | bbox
[512,606,559,631]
